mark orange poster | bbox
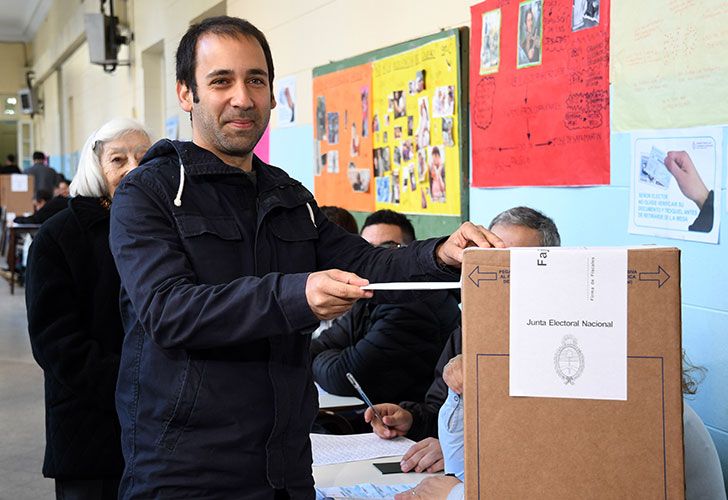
[313,63,375,212]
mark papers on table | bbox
[361,281,460,291]
[316,482,416,499]
[311,433,415,466]
[316,383,364,409]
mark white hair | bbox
[69,117,153,198]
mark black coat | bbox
[109,140,459,498]
[310,292,460,404]
[25,196,124,479]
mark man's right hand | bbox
[665,151,710,209]
[364,403,412,439]
[305,270,373,320]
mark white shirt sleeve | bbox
[446,481,465,500]
[683,402,727,500]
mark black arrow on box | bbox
[638,266,670,288]
[468,266,498,287]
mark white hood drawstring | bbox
[306,203,317,228]
[165,139,185,207]
[174,161,185,207]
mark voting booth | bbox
[0,174,34,216]
[462,247,684,498]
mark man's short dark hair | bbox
[320,206,358,234]
[362,209,416,244]
[32,151,46,162]
[489,206,560,246]
[35,189,53,203]
[176,16,275,103]
[6,154,15,163]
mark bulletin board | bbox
[469,0,611,187]
[313,29,469,220]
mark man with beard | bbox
[109,16,503,500]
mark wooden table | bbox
[6,223,41,294]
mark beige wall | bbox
[0,43,28,95]
[29,0,474,155]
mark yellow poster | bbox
[612,0,728,131]
[371,36,461,215]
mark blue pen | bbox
[346,372,389,430]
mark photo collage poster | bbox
[371,35,462,216]
[312,64,375,212]
[470,0,611,187]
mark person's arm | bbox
[311,301,442,401]
[310,202,502,292]
[110,177,368,350]
[688,190,714,232]
[25,229,119,411]
[664,151,714,233]
[400,327,462,440]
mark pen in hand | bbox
[346,372,390,430]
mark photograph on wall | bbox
[480,8,501,74]
[470,0,610,187]
[428,145,446,203]
[517,0,543,68]
[327,150,339,174]
[348,165,371,193]
[432,86,455,118]
[572,0,600,31]
[361,87,370,137]
[376,176,391,203]
[327,112,340,144]
[314,141,323,176]
[628,126,723,244]
[276,76,297,127]
[316,96,326,140]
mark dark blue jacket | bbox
[109,140,458,499]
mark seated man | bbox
[14,179,71,225]
[366,206,561,472]
[310,209,460,405]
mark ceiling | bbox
[0,0,52,43]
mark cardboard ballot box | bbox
[0,174,35,216]
[462,247,683,499]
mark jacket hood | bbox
[135,139,304,208]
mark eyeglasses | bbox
[378,241,406,249]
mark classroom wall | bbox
[0,43,27,95]
[25,0,728,487]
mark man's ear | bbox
[177,81,194,113]
[270,94,277,110]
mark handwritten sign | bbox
[470,0,610,187]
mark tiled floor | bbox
[0,279,55,499]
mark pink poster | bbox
[254,127,270,163]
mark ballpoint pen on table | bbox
[345,372,390,430]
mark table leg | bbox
[8,229,16,295]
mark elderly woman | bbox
[25,118,152,500]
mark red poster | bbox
[470,0,610,187]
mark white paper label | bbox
[509,248,628,400]
[11,174,28,192]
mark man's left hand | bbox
[400,437,444,473]
[394,476,462,500]
[436,222,505,268]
